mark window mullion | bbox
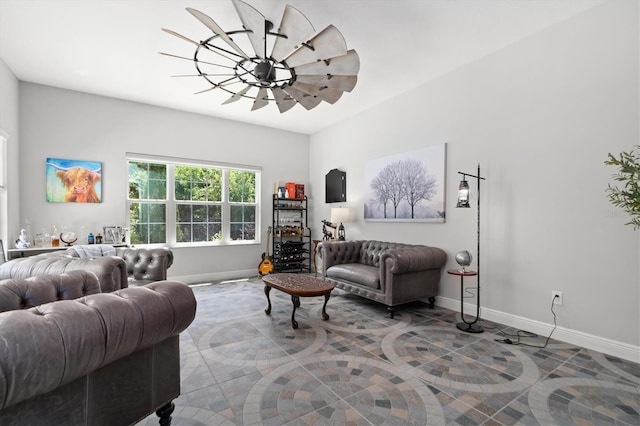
[166,164,177,245]
[222,169,230,243]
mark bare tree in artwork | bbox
[402,159,438,218]
[369,165,394,218]
[371,161,407,218]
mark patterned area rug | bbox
[138,276,640,425]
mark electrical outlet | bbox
[552,290,563,306]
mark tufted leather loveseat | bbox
[319,240,447,318]
[0,270,196,425]
[0,246,173,292]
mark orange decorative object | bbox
[285,182,296,199]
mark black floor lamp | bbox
[456,164,485,333]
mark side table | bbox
[447,269,483,333]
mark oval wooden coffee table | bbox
[262,273,335,329]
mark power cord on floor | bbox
[494,294,558,349]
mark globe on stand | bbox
[60,231,78,246]
[455,250,473,272]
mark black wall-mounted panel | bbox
[325,169,346,203]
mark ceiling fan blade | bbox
[251,87,269,111]
[293,49,360,76]
[231,0,266,59]
[284,25,348,68]
[222,85,251,105]
[271,5,316,62]
[283,85,322,110]
[186,7,249,59]
[194,86,218,95]
[159,52,236,69]
[295,75,357,92]
[162,28,200,46]
[172,73,236,78]
[291,82,343,104]
[271,87,297,113]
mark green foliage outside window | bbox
[175,165,222,202]
[128,160,258,244]
[128,162,167,244]
[229,170,256,241]
[175,165,223,242]
[229,170,256,202]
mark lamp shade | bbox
[331,207,350,224]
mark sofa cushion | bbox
[327,263,379,289]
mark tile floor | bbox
[139,277,640,425]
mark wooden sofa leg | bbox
[387,306,395,319]
[428,297,436,309]
[156,402,175,426]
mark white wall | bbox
[310,1,639,353]
[18,83,309,281]
[0,57,19,250]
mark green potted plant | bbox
[605,145,640,229]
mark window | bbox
[127,155,260,246]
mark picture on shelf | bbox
[46,157,102,203]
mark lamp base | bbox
[456,322,484,333]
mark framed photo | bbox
[103,226,126,244]
[364,143,446,222]
[46,158,102,203]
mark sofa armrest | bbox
[318,240,363,273]
[0,280,196,411]
[381,246,448,274]
[117,248,173,283]
[0,271,100,313]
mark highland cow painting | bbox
[46,158,102,203]
[364,144,446,222]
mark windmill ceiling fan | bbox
[161,0,360,113]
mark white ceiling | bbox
[0,0,604,135]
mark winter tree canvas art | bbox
[364,144,446,222]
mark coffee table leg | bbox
[291,295,300,329]
[321,293,331,321]
[264,285,272,315]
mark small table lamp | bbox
[330,207,350,241]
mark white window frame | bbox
[126,153,261,247]
[0,130,7,188]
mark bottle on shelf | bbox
[96,233,103,244]
[51,225,60,247]
[87,232,95,244]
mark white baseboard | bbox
[437,296,640,364]
[168,269,257,285]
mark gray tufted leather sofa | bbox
[319,240,447,318]
[0,246,173,292]
[0,270,196,425]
